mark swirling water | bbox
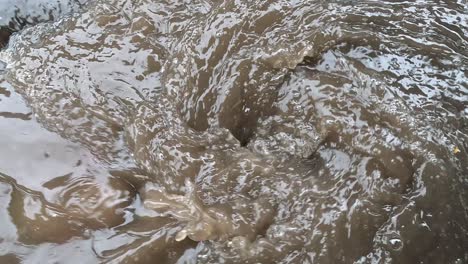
[0,0,467,263]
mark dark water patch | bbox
[0,27,12,48]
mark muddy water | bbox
[0,0,467,263]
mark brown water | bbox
[0,0,467,263]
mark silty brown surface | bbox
[0,0,467,263]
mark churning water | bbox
[0,0,467,263]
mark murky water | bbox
[0,0,467,263]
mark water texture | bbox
[0,0,467,263]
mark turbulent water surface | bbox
[0,0,467,263]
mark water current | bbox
[0,0,467,263]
